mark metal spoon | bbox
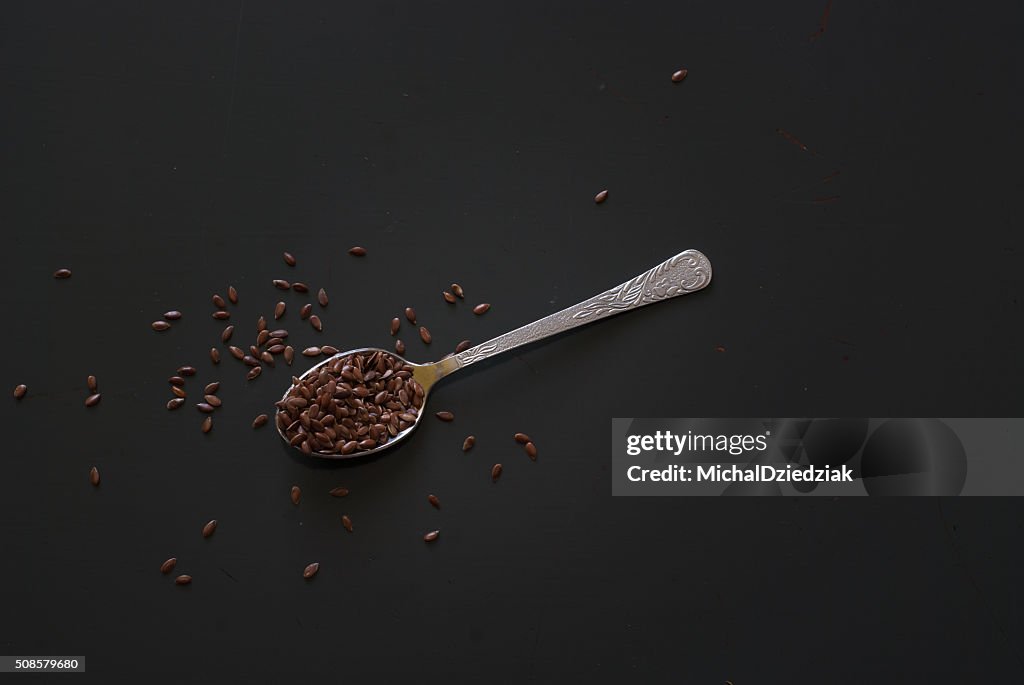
[277,249,712,459]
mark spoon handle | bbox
[437,249,712,376]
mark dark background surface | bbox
[2,1,1022,681]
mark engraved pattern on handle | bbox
[450,250,711,370]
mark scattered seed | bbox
[462,435,475,451]
[13,384,28,399]
[252,414,268,428]
[395,339,405,355]
[54,268,72,279]
[284,346,294,365]
[329,487,350,497]
[201,520,217,538]
[228,285,238,304]
[197,402,215,413]
[243,354,259,366]
[86,375,98,392]
[212,294,226,309]
[443,291,456,303]
[405,307,416,324]
[419,327,432,344]
[302,347,322,357]
[283,251,296,266]
[210,347,221,364]
[348,246,367,256]
[204,395,222,407]
[309,315,322,332]
[428,494,440,509]
[514,433,531,444]
[175,574,192,585]
[321,345,339,355]
[221,325,235,343]
[163,310,182,320]
[303,562,320,579]
[472,303,490,315]
[257,317,268,333]
[423,530,440,543]
[246,366,262,381]
[273,279,290,290]
[89,466,100,486]
[274,302,286,319]
[204,382,220,394]
[341,515,353,532]
[85,393,101,407]
[261,351,275,366]
[300,303,313,319]
[454,340,471,353]
[168,376,185,387]
[317,288,328,307]
[671,68,688,83]
[178,366,197,377]
[290,486,301,505]
[291,282,308,293]
[435,411,454,422]
[167,398,185,410]
[171,386,187,398]
[594,189,609,204]
[228,346,244,360]
[212,311,230,320]
[160,558,177,574]
[269,329,288,339]
[525,442,538,460]
[451,283,464,299]
[491,463,503,482]
[390,317,401,336]
[201,415,212,433]
[152,321,171,331]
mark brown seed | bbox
[283,251,296,266]
[228,285,238,304]
[395,339,405,355]
[268,344,286,354]
[435,411,454,422]
[85,393,101,407]
[423,530,440,543]
[257,317,268,333]
[178,366,197,377]
[290,485,301,505]
[201,520,217,538]
[389,318,401,336]
[491,463,503,482]
[243,355,259,367]
[443,291,456,304]
[273,279,291,290]
[514,432,531,444]
[525,442,538,460]
[152,321,171,331]
[87,375,98,392]
[160,558,177,574]
[201,415,212,433]
[454,340,471,354]
[321,345,339,356]
[594,189,609,204]
[197,402,216,413]
[270,329,288,339]
[171,386,187,399]
[175,574,192,585]
[348,246,367,256]
[212,294,226,309]
[13,384,28,399]
[341,514,353,532]
[261,351,275,366]
[472,303,490,315]
[451,283,464,299]
[163,310,182,320]
[303,562,320,579]
[168,376,185,387]
[317,288,328,307]
[252,414,269,428]
[221,325,235,343]
[329,487,350,497]
[204,382,220,394]
[210,347,221,364]
[292,282,309,293]
[671,68,688,83]
[166,398,185,410]
[284,346,294,365]
[404,307,416,324]
[274,301,286,319]
[89,466,100,486]
[300,303,313,319]
[462,435,475,451]
[54,268,72,279]
[309,315,322,332]
[212,311,230,320]
[419,327,431,344]
[228,346,244,360]
[302,346,322,357]
[246,366,262,381]
[204,395,222,407]
[428,494,440,509]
